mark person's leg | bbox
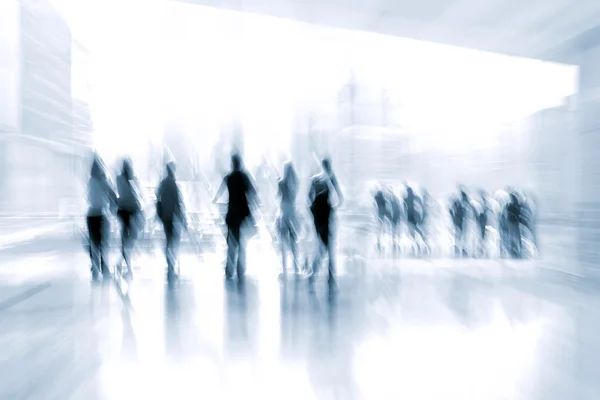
[289,221,299,273]
[414,223,426,255]
[118,210,131,273]
[480,223,487,258]
[454,226,462,257]
[515,224,523,258]
[325,224,336,283]
[234,223,245,279]
[226,222,240,279]
[376,215,383,249]
[309,222,327,283]
[280,219,289,274]
[94,216,110,278]
[163,219,175,276]
[127,211,142,276]
[87,216,101,278]
[172,222,182,274]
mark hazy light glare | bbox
[52,0,577,159]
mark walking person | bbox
[213,153,258,281]
[506,192,523,259]
[388,188,402,251]
[156,161,187,281]
[374,187,387,251]
[116,158,143,279]
[308,158,343,290]
[86,156,116,281]
[277,161,300,276]
[404,186,426,255]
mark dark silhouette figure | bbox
[278,162,299,275]
[404,186,426,254]
[450,190,470,257]
[374,188,387,250]
[519,193,537,252]
[213,153,258,281]
[156,162,187,281]
[477,190,490,257]
[116,158,142,279]
[388,189,402,248]
[308,158,343,289]
[86,156,116,281]
[506,192,523,259]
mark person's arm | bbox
[176,185,187,227]
[106,178,117,211]
[155,181,163,203]
[245,174,260,208]
[132,178,144,210]
[212,177,226,204]
[415,196,423,209]
[330,174,344,207]
[308,178,315,205]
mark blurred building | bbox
[525,96,578,220]
[71,41,93,148]
[331,75,407,205]
[291,111,335,173]
[0,0,79,215]
[0,0,21,207]
[163,119,196,181]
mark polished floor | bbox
[0,226,598,400]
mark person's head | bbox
[166,161,176,178]
[283,161,296,181]
[231,153,242,171]
[122,158,133,180]
[321,158,331,174]
[509,193,518,204]
[460,190,468,202]
[91,156,105,180]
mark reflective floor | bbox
[0,225,598,400]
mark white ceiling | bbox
[175,0,600,62]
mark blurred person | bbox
[373,187,387,250]
[388,188,402,250]
[86,156,116,281]
[495,189,511,258]
[156,161,187,281]
[308,158,343,290]
[116,158,143,279]
[404,186,426,255]
[520,191,538,252]
[277,162,300,276]
[213,153,258,281]
[450,189,471,257]
[477,190,491,258]
[421,189,432,239]
[506,192,523,259]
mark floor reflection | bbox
[1,248,599,399]
[224,279,259,359]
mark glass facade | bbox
[0,0,78,215]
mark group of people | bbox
[86,153,343,287]
[86,156,187,282]
[86,149,537,287]
[450,188,536,258]
[372,185,538,259]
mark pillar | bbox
[577,42,600,280]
